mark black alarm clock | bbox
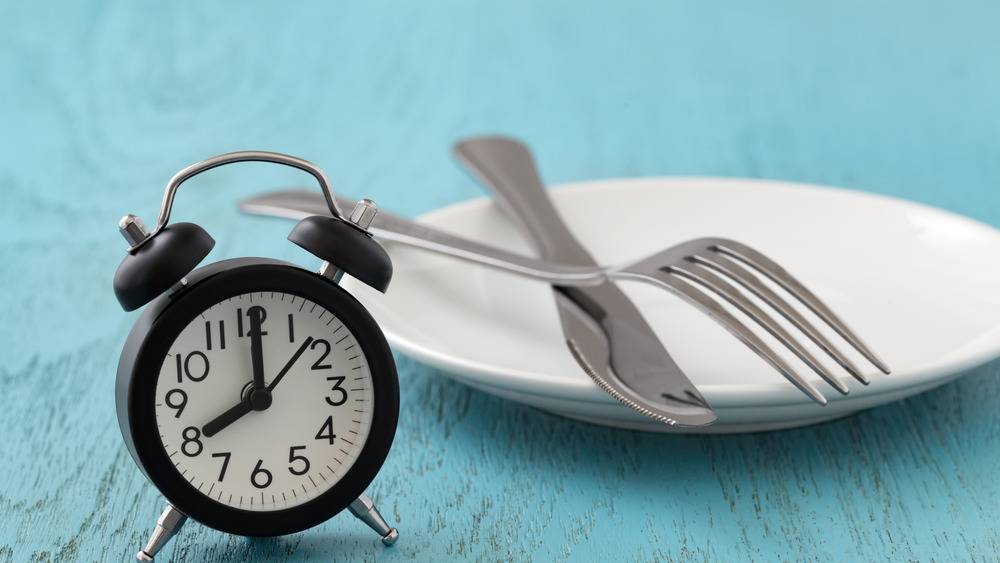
[113,152,400,561]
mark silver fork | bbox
[619,236,891,402]
[241,190,891,405]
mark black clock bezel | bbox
[116,258,399,537]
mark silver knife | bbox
[453,136,716,427]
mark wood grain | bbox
[2,1,1000,561]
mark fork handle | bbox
[453,136,595,265]
[238,189,606,283]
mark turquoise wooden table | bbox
[3,1,1000,561]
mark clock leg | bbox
[136,503,188,562]
[348,493,399,546]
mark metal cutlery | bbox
[241,173,889,415]
[453,136,890,410]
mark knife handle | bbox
[453,136,595,265]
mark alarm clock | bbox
[113,152,400,561]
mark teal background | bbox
[2,1,1000,561]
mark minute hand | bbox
[266,336,314,392]
[453,136,716,427]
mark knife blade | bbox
[453,136,716,426]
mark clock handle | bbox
[128,151,346,253]
[136,503,188,561]
[349,493,399,546]
[114,151,351,311]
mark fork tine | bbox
[688,252,870,385]
[667,261,850,395]
[711,240,891,374]
[639,270,829,405]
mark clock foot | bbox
[136,503,188,561]
[348,493,398,546]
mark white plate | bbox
[342,178,1000,433]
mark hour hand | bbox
[202,398,252,438]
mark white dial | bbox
[153,290,373,512]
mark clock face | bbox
[153,290,374,512]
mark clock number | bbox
[164,389,188,418]
[315,416,337,445]
[181,427,203,457]
[288,446,311,476]
[251,459,273,489]
[311,339,332,370]
[205,320,225,350]
[212,452,231,481]
[325,376,348,406]
[238,307,268,338]
[175,351,209,383]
